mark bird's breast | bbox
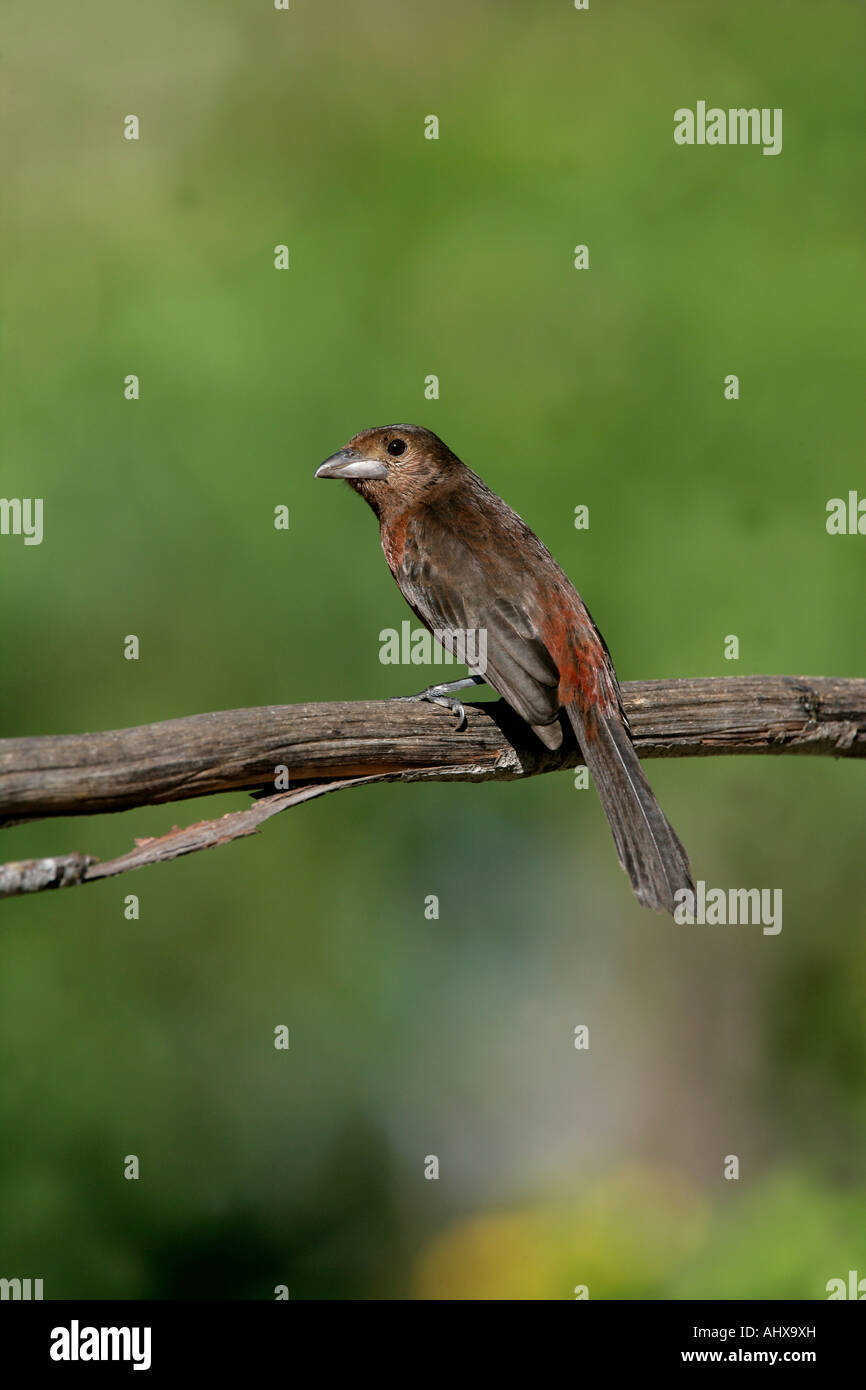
[380,513,409,573]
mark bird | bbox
[315,424,693,914]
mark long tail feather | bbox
[567,702,694,914]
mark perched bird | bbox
[316,424,693,914]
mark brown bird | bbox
[316,424,693,913]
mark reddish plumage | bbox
[315,424,693,914]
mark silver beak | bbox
[315,450,389,480]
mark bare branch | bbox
[1,677,863,897]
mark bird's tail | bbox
[566,701,694,914]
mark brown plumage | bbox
[316,424,693,914]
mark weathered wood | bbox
[0,677,862,896]
[1,677,863,824]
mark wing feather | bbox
[393,511,562,732]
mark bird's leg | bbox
[390,675,487,730]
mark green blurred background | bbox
[2,0,865,1299]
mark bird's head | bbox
[315,424,458,514]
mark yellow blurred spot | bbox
[414,1165,708,1300]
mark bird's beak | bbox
[315,450,389,480]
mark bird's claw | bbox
[390,686,468,730]
[431,695,467,729]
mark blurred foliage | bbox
[415,1168,866,1300]
[1,0,865,1298]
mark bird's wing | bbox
[393,511,562,731]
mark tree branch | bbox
[1,676,863,896]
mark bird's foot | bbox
[389,676,486,731]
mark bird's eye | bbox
[387,439,407,457]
